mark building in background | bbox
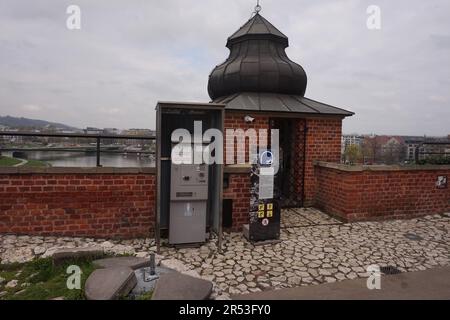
[342,134,450,164]
[419,136,450,161]
[404,136,425,161]
[121,129,155,146]
[341,134,364,153]
[83,127,103,135]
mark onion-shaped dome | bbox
[208,13,307,100]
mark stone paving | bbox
[281,207,342,228]
[1,209,449,300]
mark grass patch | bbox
[0,156,21,166]
[135,290,153,300]
[0,257,97,300]
[119,290,153,300]
[23,159,49,167]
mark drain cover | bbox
[380,266,402,275]
[404,233,423,241]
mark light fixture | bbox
[244,115,255,124]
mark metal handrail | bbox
[0,130,155,140]
[0,131,155,167]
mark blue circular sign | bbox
[260,151,273,165]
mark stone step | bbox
[93,256,151,270]
[85,267,137,300]
[152,272,213,300]
[52,247,104,266]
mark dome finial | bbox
[251,0,262,17]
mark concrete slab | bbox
[232,267,450,300]
[152,272,213,300]
[52,247,104,265]
[93,256,151,270]
[85,267,137,300]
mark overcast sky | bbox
[0,0,449,135]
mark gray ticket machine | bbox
[155,102,224,251]
[169,163,209,244]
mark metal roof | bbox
[207,12,354,117]
[213,92,354,117]
[227,13,288,48]
[208,13,307,100]
[157,101,225,108]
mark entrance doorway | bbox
[270,118,306,208]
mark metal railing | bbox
[0,131,156,167]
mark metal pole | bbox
[155,106,161,254]
[218,108,225,253]
[149,253,156,275]
[96,137,101,167]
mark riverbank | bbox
[0,156,21,166]
[0,156,48,168]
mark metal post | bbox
[155,106,161,254]
[96,137,101,167]
[218,108,225,253]
[149,253,156,275]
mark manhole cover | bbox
[380,266,402,275]
[404,233,423,241]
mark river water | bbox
[2,151,155,168]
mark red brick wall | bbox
[223,172,251,231]
[224,113,269,164]
[315,163,450,221]
[0,114,345,237]
[222,114,343,229]
[304,118,343,205]
[0,172,155,238]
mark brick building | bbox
[205,13,353,230]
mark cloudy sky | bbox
[0,0,449,135]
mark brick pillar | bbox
[304,118,343,205]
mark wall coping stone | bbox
[315,161,450,172]
[0,167,156,175]
[0,165,254,175]
[3,162,448,175]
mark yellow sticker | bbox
[267,203,273,210]
[258,204,265,211]
[267,210,273,217]
[258,211,265,218]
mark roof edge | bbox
[212,92,355,117]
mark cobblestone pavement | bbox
[1,209,449,300]
[281,207,342,228]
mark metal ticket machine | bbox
[155,102,224,249]
[169,161,209,244]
